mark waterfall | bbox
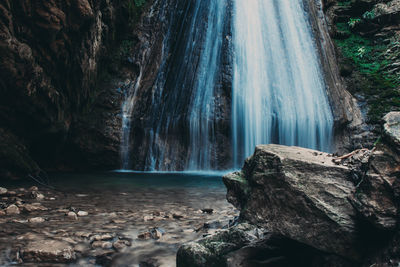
[187,0,226,170]
[231,0,334,166]
[120,71,142,170]
[120,0,334,171]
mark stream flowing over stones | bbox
[120,0,334,171]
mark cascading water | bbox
[121,72,142,170]
[120,0,334,171]
[231,0,334,167]
[187,0,226,170]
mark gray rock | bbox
[383,112,400,150]
[66,211,78,220]
[92,241,112,249]
[28,217,45,223]
[348,148,399,230]
[223,144,359,260]
[113,239,130,251]
[77,211,88,217]
[21,203,48,212]
[5,204,20,215]
[0,187,7,195]
[30,191,45,200]
[22,240,76,263]
[177,223,264,267]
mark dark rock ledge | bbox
[177,112,400,267]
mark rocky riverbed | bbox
[0,174,238,266]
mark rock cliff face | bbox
[121,0,233,170]
[0,0,151,177]
[322,0,400,149]
[178,112,400,266]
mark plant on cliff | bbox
[348,18,361,28]
[333,10,400,123]
[362,11,375,20]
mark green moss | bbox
[333,20,400,123]
[338,0,352,7]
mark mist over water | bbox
[232,0,334,166]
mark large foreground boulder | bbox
[223,145,359,260]
[223,142,399,261]
[178,112,400,266]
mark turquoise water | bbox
[3,171,229,192]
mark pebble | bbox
[111,219,127,224]
[113,240,126,251]
[28,217,45,223]
[75,231,91,238]
[29,186,39,191]
[113,239,131,251]
[92,241,112,249]
[0,187,7,195]
[74,243,87,253]
[22,203,48,212]
[31,191,45,200]
[144,215,153,221]
[150,228,164,239]
[77,211,88,217]
[12,219,27,223]
[138,228,165,240]
[67,211,78,220]
[137,231,151,240]
[91,234,113,241]
[6,204,20,215]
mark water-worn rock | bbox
[30,191,45,200]
[91,234,113,241]
[22,240,76,263]
[0,187,7,195]
[28,217,45,223]
[383,112,400,151]
[77,211,88,217]
[92,241,112,249]
[138,228,165,240]
[67,211,78,220]
[224,144,359,259]
[5,204,20,215]
[347,147,399,230]
[21,203,48,212]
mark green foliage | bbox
[373,136,382,146]
[134,0,146,7]
[363,11,375,20]
[334,20,400,123]
[356,47,366,58]
[338,1,352,6]
[348,18,361,28]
